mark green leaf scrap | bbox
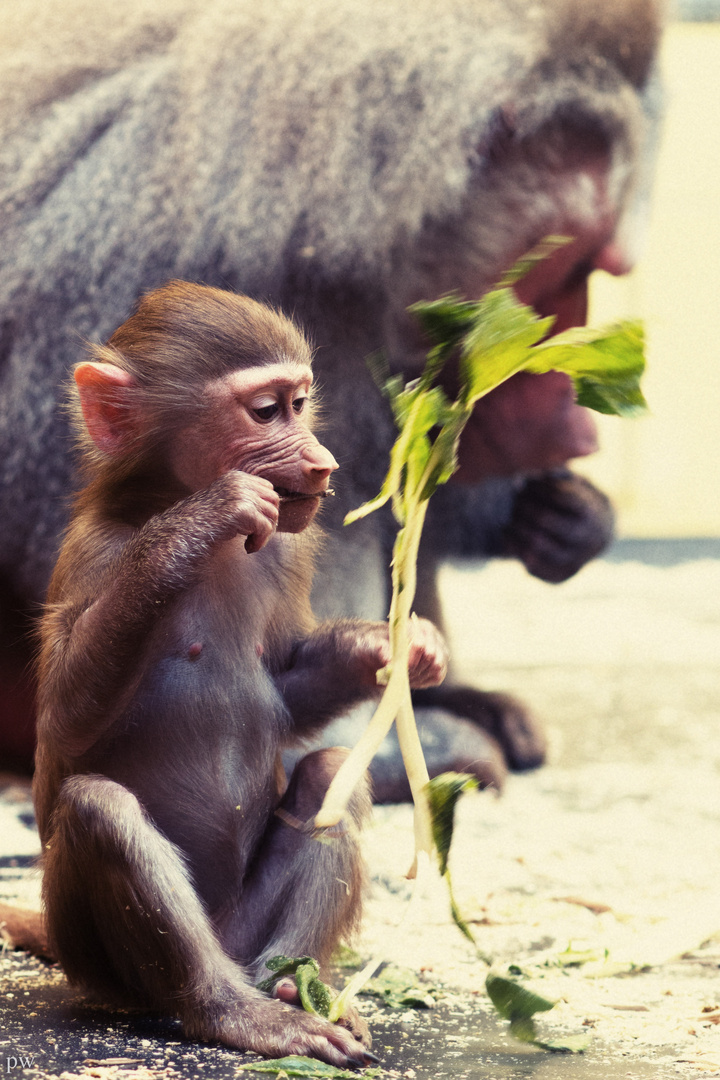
[409,294,477,354]
[360,964,438,1010]
[296,961,334,1017]
[257,956,333,1018]
[426,772,478,876]
[425,773,487,949]
[486,973,556,1022]
[459,289,555,405]
[528,321,647,416]
[237,1057,380,1078]
[486,973,589,1054]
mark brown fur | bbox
[32,282,446,1066]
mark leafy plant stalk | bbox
[314,494,435,864]
[314,238,647,878]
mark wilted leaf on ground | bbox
[486,973,556,1021]
[237,1057,380,1078]
[486,973,589,1054]
[554,942,609,967]
[360,964,438,1009]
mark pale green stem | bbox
[396,686,433,878]
[313,660,410,828]
[327,955,385,1022]
[389,499,434,871]
[315,505,426,830]
[315,409,464,837]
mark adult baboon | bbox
[0,0,663,785]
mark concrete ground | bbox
[2,541,720,1079]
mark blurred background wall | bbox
[580,13,720,538]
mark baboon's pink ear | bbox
[74,362,137,455]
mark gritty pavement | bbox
[2,541,720,1080]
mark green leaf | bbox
[257,955,334,1019]
[344,386,446,525]
[416,404,468,502]
[264,954,314,974]
[555,942,608,967]
[426,772,478,876]
[425,772,484,950]
[296,960,334,1017]
[528,321,647,416]
[237,1057,380,1078]
[408,293,478,351]
[256,954,312,993]
[485,973,555,1021]
[360,964,437,1009]
[486,974,589,1054]
[449,889,478,946]
[459,289,555,404]
[508,1016,540,1043]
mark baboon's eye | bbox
[253,403,280,421]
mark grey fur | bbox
[0,0,663,625]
